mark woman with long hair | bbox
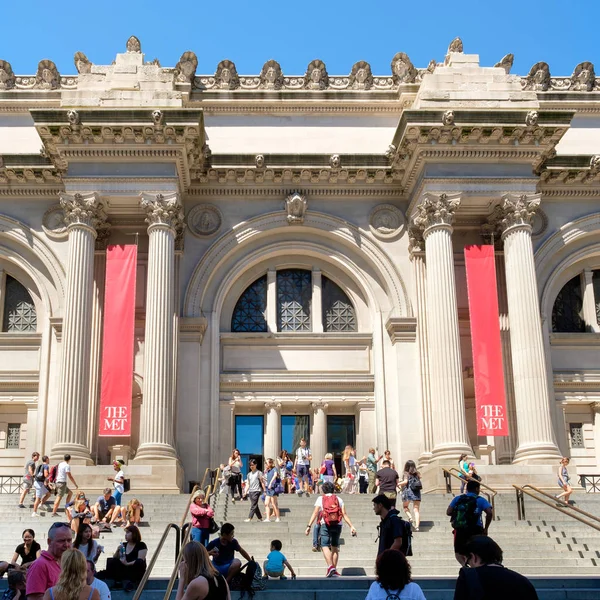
[66,491,92,533]
[74,523,102,563]
[264,458,281,522]
[365,549,425,600]
[176,541,230,600]
[227,449,243,502]
[556,456,573,505]
[42,548,100,600]
[341,446,357,494]
[121,498,144,528]
[399,460,422,531]
[458,453,470,493]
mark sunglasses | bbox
[49,522,71,530]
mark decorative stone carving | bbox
[174,51,198,84]
[126,36,142,53]
[447,37,464,53]
[426,60,437,74]
[285,192,307,225]
[524,62,551,91]
[0,60,16,90]
[494,53,514,74]
[408,226,424,255]
[385,144,396,162]
[151,109,163,126]
[215,60,240,90]
[531,207,548,237]
[140,192,184,231]
[412,193,460,233]
[260,59,284,90]
[187,203,222,237]
[330,154,341,169]
[35,60,60,90]
[59,192,108,232]
[66,110,79,126]
[525,110,539,127]
[442,110,455,126]
[42,204,69,240]
[349,61,373,90]
[571,61,595,92]
[493,193,541,235]
[303,60,329,90]
[73,52,92,74]
[590,155,600,173]
[391,52,417,84]
[369,204,406,240]
[255,154,265,168]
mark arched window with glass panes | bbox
[0,273,37,333]
[231,268,357,333]
[552,269,600,333]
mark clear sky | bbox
[0,1,596,77]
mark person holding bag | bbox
[400,460,422,532]
[263,458,281,523]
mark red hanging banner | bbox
[464,245,508,437]
[98,245,137,437]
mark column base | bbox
[431,442,473,462]
[50,443,93,466]
[512,442,562,464]
[418,452,434,467]
[134,442,178,462]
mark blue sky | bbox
[0,1,595,76]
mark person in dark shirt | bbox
[454,535,538,600]
[372,494,410,557]
[375,460,400,505]
[206,522,252,582]
[0,528,41,577]
[92,488,117,523]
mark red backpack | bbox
[48,465,59,484]
[322,494,343,527]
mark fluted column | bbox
[311,402,328,464]
[135,192,183,460]
[409,228,434,465]
[413,193,471,460]
[495,193,560,463]
[264,402,281,461]
[52,192,108,463]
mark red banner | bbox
[464,245,508,436]
[99,245,137,437]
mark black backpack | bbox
[451,495,479,530]
[379,511,413,557]
[230,559,265,598]
[35,463,46,482]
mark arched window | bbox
[322,276,357,332]
[552,275,585,333]
[2,275,37,333]
[231,275,267,332]
[277,269,311,331]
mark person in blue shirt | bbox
[446,480,493,566]
[263,540,295,580]
[206,523,252,582]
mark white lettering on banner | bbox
[103,406,128,432]
[481,405,505,431]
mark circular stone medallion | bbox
[369,204,405,240]
[42,204,68,240]
[531,208,548,238]
[187,203,223,237]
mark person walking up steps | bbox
[18,452,39,509]
[244,459,265,522]
[32,456,52,517]
[294,439,312,497]
[305,481,357,578]
[399,460,422,531]
[52,455,79,517]
[556,457,573,506]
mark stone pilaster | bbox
[52,192,108,463]
[412,193,471,460]
[311,402,328,464]
[409,228,433,465]
[495,193,561,463]
[263,402,281,461]
[135,192,183,461]
[582,269,600,333]
[592,403,600,471]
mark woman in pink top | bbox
[190,490,215,548]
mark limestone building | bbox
[0,37,599,491]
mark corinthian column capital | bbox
[412,193,461,237]
[140,192,184,233]
[493,193,541,238]
[60,192,108,235]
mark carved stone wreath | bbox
[531,207,549,238]
[42,204,68,240]
[187,203,222,237]
[369,204,406,240]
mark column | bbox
[311,402,328,463]
[412,193,471,460]
[135,192,183,461]
[496,193,561,463]
[52,192,108,463]
[592,403,600,471]
[582,269,600,333]
[312,269,323,333]
[409,228,433,465]
[264,402,281,461]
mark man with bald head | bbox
[26,522,72,600]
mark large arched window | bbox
[552,275,585,333]
[2,275,37,332]
[231,269,357,333]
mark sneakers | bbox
[312,546,321,553]
[275,518,280,522]
[330,569,340,578]
[326,565,339,578]
[263,518,271,522]
[51,513,59,518]
[31,512,39,518]
[18,504,25,509]
[244,518,252,522]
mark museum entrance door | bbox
[235,415,264,472]
[327,415,356,476]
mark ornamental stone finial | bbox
[74,52,92,74]
[174,51,198,84]
[285,192,307,225]
[494,193,541,237]
[494,53,514,74]
[59,192,108,233]
[126,36,142,53]
[412,193,461,235]
[447,37,464,54]
[0,60,16,90]
[140,192,184,232]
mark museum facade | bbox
[0,37,598,491]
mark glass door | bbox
[280,415,310,457]
[326,415,356,476]
[235,415,264,473]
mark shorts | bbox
[383,491,397,501]
[453,526,484,555]
[34,480,48,498]
[265,488,278,497]
[213,561,232,577]
[22,477,33,490]
[55,482,70,497]
[297,464,309,479]
[319,523,342,548]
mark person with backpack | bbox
[304,481,357,578]
[51,454,79,517]
[32,455,52,517]
[372,494,412,558]
[365,549,426,600]
[446,479,493,566]
[399,460,422,531]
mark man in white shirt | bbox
[87,559,111,600]
[107,460,125,506]
[294,438,312,496]
[51,454,78,517]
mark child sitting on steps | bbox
[263,539,296,580]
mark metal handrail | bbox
[131,522,181,600]
[513,484,600,532]
[442,467,497,520]
[198,467,211,492]
[205,467,221,497]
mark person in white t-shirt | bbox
[107,460,125,507]
[51,454,78,517]
[86,559,111,600]
[365,549,425,600]
[294,438,312,496]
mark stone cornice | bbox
[220,372,374,393]
[0,371,40,393]
[220,332,372,348]
[550,333,600,347]
[179,316,208,343]
[0,333,42,349]
[385,317,417,343]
